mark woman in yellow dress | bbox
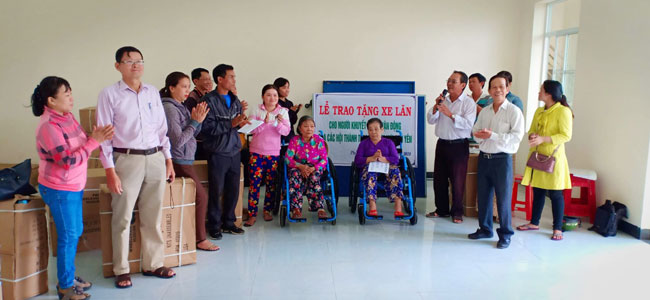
[516,80,573,241]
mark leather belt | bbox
[480,152,511,159]
[438,138,468,144]
[113,146,162,155]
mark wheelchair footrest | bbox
[318,217,333,222]
[394,216,411,220]
[291,218,307,222]
[367,215,383,220]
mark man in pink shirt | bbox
[96,46,176,289]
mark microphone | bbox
[437,89,448,105]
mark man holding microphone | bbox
[426,71,476,224]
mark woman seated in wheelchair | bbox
[285,115,329,219]
[354,118,405,217]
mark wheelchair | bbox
[348,130,417,225]
[274,131,339,227]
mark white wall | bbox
[0,0,528,172]
[568,0,650,228]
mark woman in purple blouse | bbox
[285,116,329,219]
[354,118,405,217]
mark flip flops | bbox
[516,224,540,231]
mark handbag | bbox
[526,146,559,173]
[0,159,38,200]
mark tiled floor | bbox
[32,182,650,299]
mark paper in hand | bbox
[368,161,390,174]
[238,119,264,134]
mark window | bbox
[541,0,580,105]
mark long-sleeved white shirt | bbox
[472,100,524,154]
[427,93,476,140]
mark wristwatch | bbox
[451,114,456,120]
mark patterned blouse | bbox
[285,135,328,172]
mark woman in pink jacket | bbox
[32,76,114,300]
[244,84,290,226]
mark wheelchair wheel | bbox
[279,205,287,227]
[328,158,339,207]
[406,158,417,204]
[410,207,418,225]
[272,163,284,216]
[331,218,336,226]
[358,204,365,225]
[349,162,358,213]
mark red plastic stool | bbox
[511,174,533,220]
[563,172,597,224]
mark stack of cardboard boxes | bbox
[49,168,106,256]
[0,196,49,300]
[99,178,198,277]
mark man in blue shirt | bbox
[482,70,524,112]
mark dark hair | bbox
[469,73,486,84]
[366,118,383,129]
[160,71,190,98]
[453,70,468,91]
[296,115,315,136]
[496,70,513,84]
[542,80,572,113]
[212,64,234,83]
[262,84,278,97]
[273,77,290,89]
[191,68,209,81]
[115,46,143,63]
[488,74,509,90]
[31,76,71,116]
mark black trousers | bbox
[207,152,241,230]
[433,139,469,218]
[476,154,514,239]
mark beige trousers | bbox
[111,151,165,275]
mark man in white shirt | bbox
[425,71,476,223]
[468,74,524,249]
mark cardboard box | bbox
[49,169,106,256]
[0,196,48,300]
[193,160,208,185]
[79,106,96,134]
[99,178,197,278]
[0,163,39,192]
[88,149,102,169]
[463,154,478,217]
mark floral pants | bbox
[361,164,404,203]
[248,153,279,217]
[288,168,324,211]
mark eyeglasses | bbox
[121,60,144,66]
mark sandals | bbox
[197,239,220,251]
[263,211,273,222]
[394,211,405,217]
[291,209,303,219]
[143,266,176,279]
[452,216,463,224]
[317,209,328,219]
[244,216,256,227]
[516,224,540,231]
[367,209,378,217]
[114,274,132,289]
[58,285,90,300]
[425,211,450,218]
[551,231,564,241]
[73,276,92,291]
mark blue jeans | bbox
[476,154,514,240]
[531,187,565,231]
[39,184,83,289]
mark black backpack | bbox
[589,200,628,237]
